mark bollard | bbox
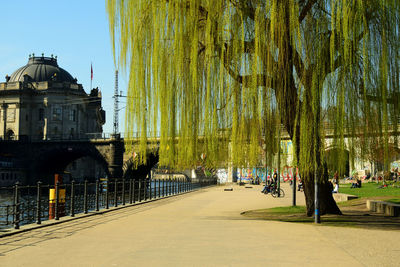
[122,178,126,205]
[95,179,100,211]
[129,179,133,204]
[70,180,75,217]
[105,179,109,209]
[36,181,42,224]
[14,182,20,229]
[55,181,60,220]
[84,180,88,214]
[292,175,296,207]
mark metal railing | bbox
[0,177,217,230]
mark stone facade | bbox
[0,55,107,185]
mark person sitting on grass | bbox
[351,177,362,188]
[332,182,339,193]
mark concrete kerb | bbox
[0,185,215,238]
[332,193,358,202]
[366,199,400,216]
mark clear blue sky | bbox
[0,0,128,133]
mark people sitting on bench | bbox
[351,178,362,188]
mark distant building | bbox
[0,55,107,185]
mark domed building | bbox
[0,54,105,140]
[0,54,106,185]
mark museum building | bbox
[0,54,106,185]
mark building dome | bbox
[9,55,75,83]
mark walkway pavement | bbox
[1,184,399,266]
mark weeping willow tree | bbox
[107,0,400,216]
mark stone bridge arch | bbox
[123,151,159,180]
[30,142,111,184]
[324,145,350,177]
[0,137,124,185]
[366,144,400,174]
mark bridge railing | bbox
[0,133,122,142]
[0,177,217,230]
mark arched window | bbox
[5,129,15,140]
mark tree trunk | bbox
[302,171,342,216]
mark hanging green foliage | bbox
[106,0,399,180]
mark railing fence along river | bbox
[0,178,217,230]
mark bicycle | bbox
[270,187,285,198]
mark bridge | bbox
[3,122,400,185]
[0,134,124,185]
[123,123,400,179]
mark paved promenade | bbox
[1,184,399,266]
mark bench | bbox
[366,200,400,217]
[333,193,358,202]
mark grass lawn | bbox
[386,198,400,204]
[339,181,400,198]
[241,183,400,229]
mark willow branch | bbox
[299,0,318,22]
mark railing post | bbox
[70,180,75,216]
[144,179,147,200]
[105,179,109,209]
[83,180,88,214]
[133,180,136,203]
[36,181,42,224]
[129,179,133,204]
[122,178,126,205]
[55,181,60,220]
[138,179,142,202]
[148,178,151,200]
[114,179,118,207]
[95,179,100,211]
[162,179,165,197]
[14,182,20,229]
[158,179,161,198]
[167,179,169,196]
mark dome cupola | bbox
[9,54,76,83]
